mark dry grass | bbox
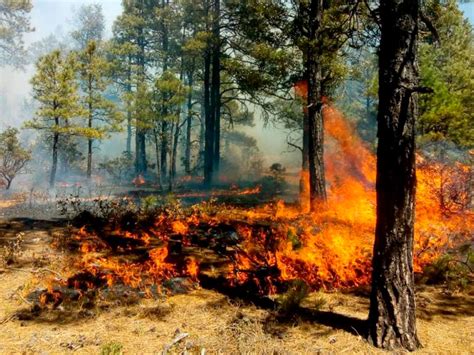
[0,219,473,354]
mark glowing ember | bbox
[132,174,145,187]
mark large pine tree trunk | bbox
[368,0,421,351]
[307,0,327,211]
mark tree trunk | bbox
[50,127,59,188]
[87,138,92,178]
[300,109,310,209]
[184,71,193,175]
[203,4,214,188]
[126,56,133,156]
[368,0,421,351]
[307,0,327,211]
[169,117,180,191]
[87,87,93,179]
[153,128,162,188]
[161,121,168,182]
[5,179,12,190]
[211,0,221,176]
[135,20,147,175]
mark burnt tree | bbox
[368,0,421,350]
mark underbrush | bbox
[421,244,473,291]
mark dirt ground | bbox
[0,211,473,354]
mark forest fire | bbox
[38,107,472,306]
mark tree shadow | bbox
[417,288,474,321]
[199,274,368,339]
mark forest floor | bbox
[0,196,473,354]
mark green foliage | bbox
[0,0,33,67]
[422,245,473,291]
[100,342,123,355]
[26,50,85,134]
[0,127,30,189]
[419,0,474,148]
[98,152,134,183]
[153,71,187,123]
[77,40,123,141]
[277,279,311,315]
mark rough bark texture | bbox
[368,0,421,351]
[307,0,327,211]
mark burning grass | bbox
[1,107,472,353]
[25,107,472,310]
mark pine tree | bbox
[368,0,421,350]
[26,50,85,187]
[77,40,122,179]
[70,3,105,50]
[0,127,30,189]
[0,0,33,67]
[418,0,474,148]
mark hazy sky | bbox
[26,0,122,44]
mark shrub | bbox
[100,342,123,355]
[422,244,473,291]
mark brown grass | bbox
[0,219,473,354]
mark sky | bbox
[0,1,473,165]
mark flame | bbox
[42,105,471,301]
[132,174,145,187]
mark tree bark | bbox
[211,0,221,176]
[368,0,421,351]
[307,0,327,211]
[184,71,194,175]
